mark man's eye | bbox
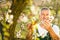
[42,13,44,15]
[47,14,48,15]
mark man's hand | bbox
[41,20,51,30]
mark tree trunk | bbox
[9,0,31,40]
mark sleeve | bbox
[52,25,60,37]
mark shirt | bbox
[37,23,60,38]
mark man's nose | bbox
[43,15,48,19]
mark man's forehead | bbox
[41,10,49,14]
[41,10,49,12]
[40,10,50,15]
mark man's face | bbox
[40,10,50,21]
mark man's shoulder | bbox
[52,24,59,29]
[52,24,60,36]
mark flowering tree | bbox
[9,0,33,40]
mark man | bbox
[37,7,60,40]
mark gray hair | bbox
[41,7,49,11]
[39,7,50,15]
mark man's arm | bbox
[47,26,60,40]
[41,21,60,40]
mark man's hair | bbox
[40,7,50,14]
[41,7,49,11]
